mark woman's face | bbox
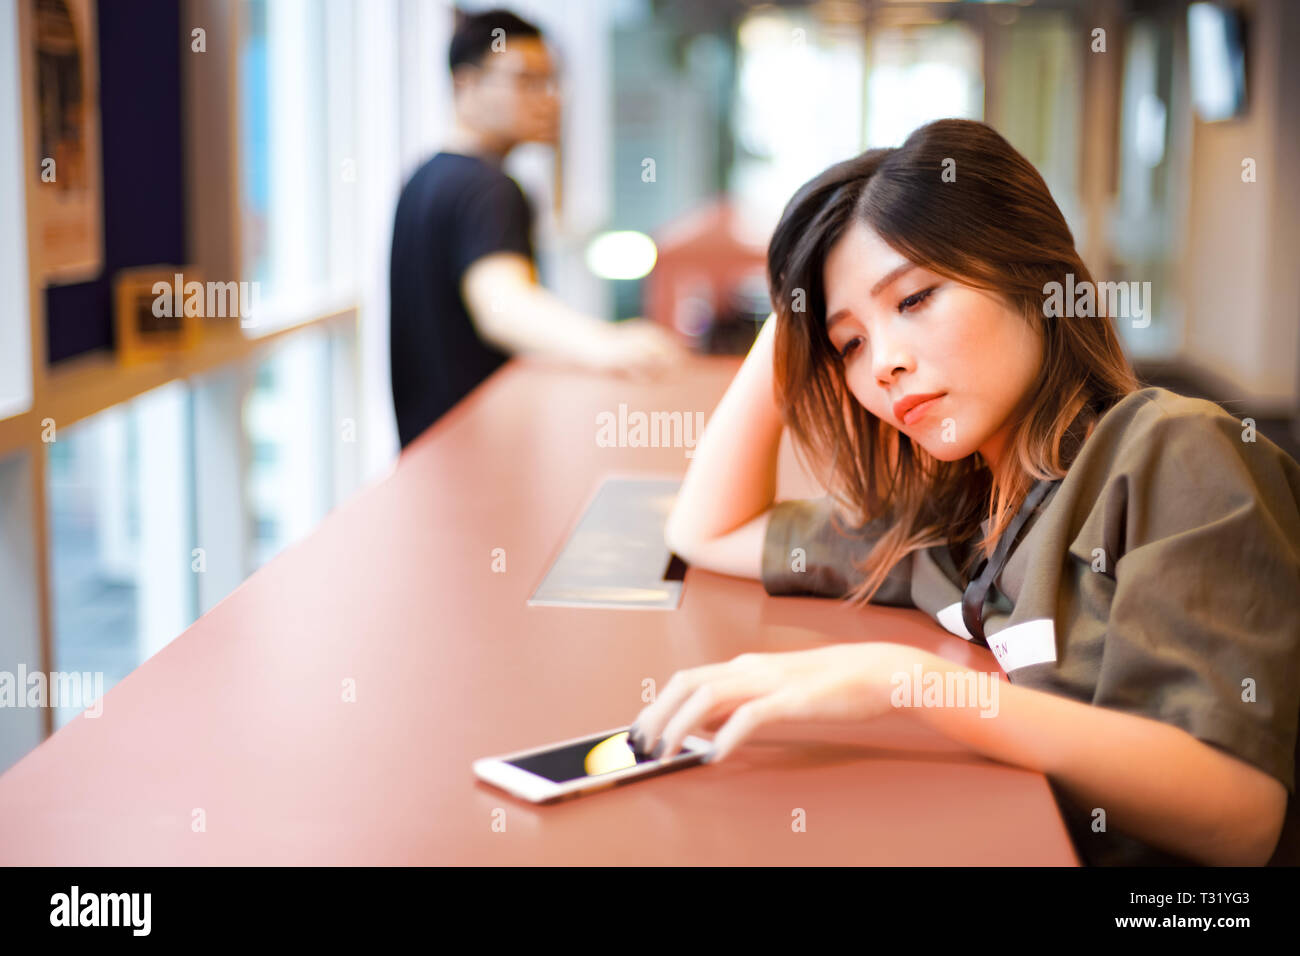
[822,219,1043,469]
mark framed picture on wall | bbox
[29,0,104,284]
[113,266,203,365]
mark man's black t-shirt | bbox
[389,152,535,448]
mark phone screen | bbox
[506,730,699,784]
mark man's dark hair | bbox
[449,8,543,73]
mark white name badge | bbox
[936,602,974,640]
[986,618,1057,673]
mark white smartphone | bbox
[473,726,714,803]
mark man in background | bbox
[390,8,683,449]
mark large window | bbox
[244,330,334,569]
[864,21,982,148]
[728,10,984,234]
[239,0,358,333]
[730,8,866,233]
[46,383,196,728]
[43,331,360,729]
[1110,13,1188,359]
[988,11,1083,240]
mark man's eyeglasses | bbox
[476,66,560,96]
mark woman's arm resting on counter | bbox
[632,642,1284,864]
[910,651,1288,866]
[665,509,771,582]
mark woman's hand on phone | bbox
[629,642,926,764]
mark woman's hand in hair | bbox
[629,641,926,764]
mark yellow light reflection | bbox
[584,731,639,776]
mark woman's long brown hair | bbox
[766,119,1139,605]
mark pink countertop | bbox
[0,353,1079,865]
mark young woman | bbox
[630,119,1300,866]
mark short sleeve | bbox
[453,176,534,280]
[761,496,912,604]
[1094,410,1300,792]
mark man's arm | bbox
[461,252,678,373]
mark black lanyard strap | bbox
[961,478,1060,645]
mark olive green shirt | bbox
[762,387,1300,866]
